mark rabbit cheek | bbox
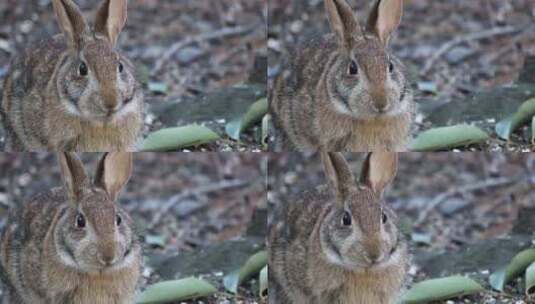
[58,68,88,116]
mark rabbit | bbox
[0,0,144,152]
[0,152,142,304]
[270,0,415,152]
[268,151,409,304]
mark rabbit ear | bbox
[94,152,132,201]
[360,152,398,194]
[58,152,89,204]
[325,0,363,51]
[94,0,127,47]
[366,0,403,45]
[321,151,356,202]
[52,0,90,51]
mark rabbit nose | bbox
[370,90,389,112]
[373,97,389,113]
[99,252,117,266]
[98,243,118,266]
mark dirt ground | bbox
[268,0,535,151]
[0,0,267,151]
[268,152,535,303]
[0,153,267,303]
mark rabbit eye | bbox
[78,62,88,76]
[116,214,122,226]
[118,62,124,73]
[342,211,352,226]
[348,60,358,76]
[388,61,394,73]
[382,211,388,224]
[76,213,86,228]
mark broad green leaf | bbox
[148,82,168,95]
[261,114,270,150]
[137,277,217,304]
[531,116,535,145]
[417,81,438,94]
[145,235,166,248]
[223,250,267,294]
[526,262,535,295]
[495,97,535,140]
[225,98,268,141]
[402,276,484,304]
[489,248,535,291]
[410,125,489,151]
[141,125,220,151]
[259,265,268,298]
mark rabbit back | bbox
[0,189,68,303]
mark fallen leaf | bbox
[141,125,220,151]
[223,250,267,294]
[489,248,535,291]
[402,276,485,304]
[225,98,268,141]
[410,125,489,151]
[495,97,535,140]
[137,277,217,304]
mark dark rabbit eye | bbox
[342,211,352,226]
[382,211,388,224]
[116,214,122,226]
[79,62,88,76]
[388,60,394,73]
[118,62,124,73]
[348,60,358,76]
[76,213,86,228]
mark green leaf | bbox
[225,98,268,141]
[223,250,267,294]
[531,116,535,145]
[148,82,168,95]
[489,248,535,291]
[261,114,270,150]
[145,235,166,248]
[402,276,485,304]
[495,97,535,140]
[259,265,268,298]
[410,125,489,151]
[141,125,220,151]
[526,262,535,295]
[137,277,217,304]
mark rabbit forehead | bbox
[82,39,119,77]
[345,187,383,231]
[78,189,116,213]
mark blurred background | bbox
[268,0,535,150]
[0,0,268,151]
[268,152,535,303]
[0,153,267,303]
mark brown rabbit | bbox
[0,0,144,151]
[269,152,409,304]
[270,0,415,152]
[0,152,142,304]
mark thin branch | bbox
[415,175,534,226]
[151,24,258,75]
[421,26,523,75]
[148,179,248,229]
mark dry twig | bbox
[148,179,249,229]
[421,26,523,75]
[415,174,535,226]
[151,24,258,75]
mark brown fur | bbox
[1,0,143,152]
[270,0,414,152]
[269,152,410,304]
[0,153,141,304]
